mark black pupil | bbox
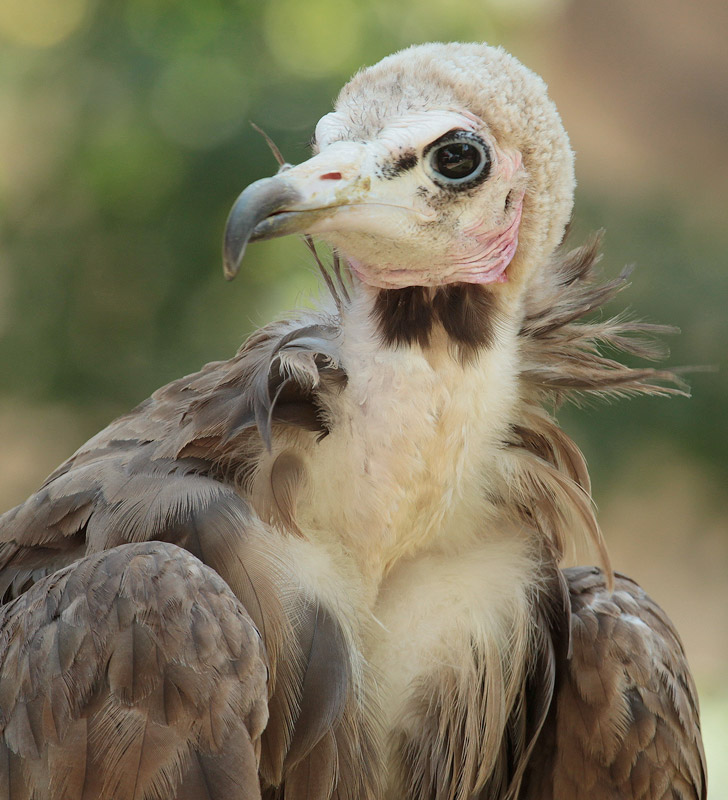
[434,142,481,179]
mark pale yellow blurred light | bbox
[0,84,82,217]
[0,0,89,47]
[264,0,364,78]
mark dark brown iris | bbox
[433,142,481,180]
[425,130,491,188]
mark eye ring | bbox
[424,130,492,189]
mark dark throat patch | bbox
[373,284,498,358]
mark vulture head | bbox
[224,43,574,305]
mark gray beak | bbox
[221,140,401,280]
[222,177,302,280]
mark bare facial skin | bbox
[224,109,528,289]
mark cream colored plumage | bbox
[0,43,705,799]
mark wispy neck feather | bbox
[499,232,687,583]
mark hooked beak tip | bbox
[221,176,301,281]
[222,231,246,281]
[223,261,240,281]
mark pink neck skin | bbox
[347,193,524,290]
[451,192,524,285]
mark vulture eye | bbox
[425,131,491,188]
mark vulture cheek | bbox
[445,193,524,285]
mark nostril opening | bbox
[320,172,342,181]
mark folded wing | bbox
[522,567,707,800]
[0,541,269,800]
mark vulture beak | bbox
[222,143,431,280]
[223,175,306,280]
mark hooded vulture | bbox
[0,42,706,800]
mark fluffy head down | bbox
[330,42,576,286]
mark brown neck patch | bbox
[373,284,497,358]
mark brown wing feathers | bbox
[0,542,269,800]
[178,321,345,452]
[520,567,707,800]
[0,317,345,597]
[0,319,374,799]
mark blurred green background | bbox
[0,0,725,790]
